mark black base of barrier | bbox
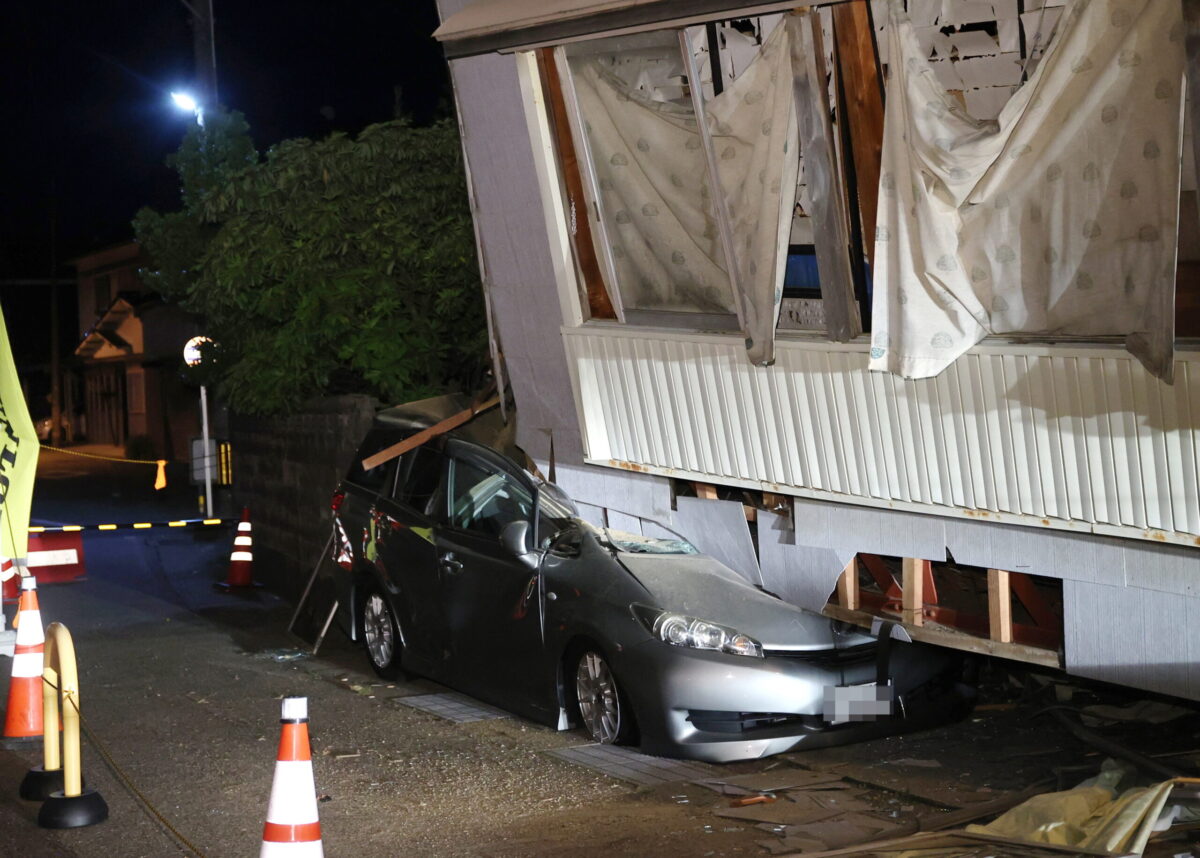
[0,735,41,751]
[19,765,71,801]
[38,788,108,829]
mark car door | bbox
[434,442,554,715]
[373,442,450,675]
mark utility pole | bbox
[182,0,218,108]
[49,183,62,448]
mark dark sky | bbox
[2,0,448,281]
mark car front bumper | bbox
[617,637,972,763]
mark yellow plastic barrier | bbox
[18,622,108,828]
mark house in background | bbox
[72,240,201,459]
[433,0,1200,702]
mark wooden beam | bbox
[901,557,924,626]
[361,396,500,471]
[988,568,1013,644]
[823,603,1062,668]
[1184,0,1200,228]
[832,0,884,269]
[837,556,860,610]
[762,492,790,512]
[535,49,616,321]
[693,482,718,500]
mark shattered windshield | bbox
[580,521,699,555]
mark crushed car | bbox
[329,396,974,762]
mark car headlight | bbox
[632,604,763,658]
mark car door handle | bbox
[440,553,462,573]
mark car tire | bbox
[361,585,404,680]
[574,648,635,745]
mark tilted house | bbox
[433,0,1200,697]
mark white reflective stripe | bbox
[238,522,253,532]
[234,536,253,547]
[230,551,254,562]
[0,559,14,583]
[281,697,308,720]
[28,550,79,568]
[265,760,320,825]
[260,840,324,858]
[11,652,43,678]
[15,612,43,646]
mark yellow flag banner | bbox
[0,301,39,572]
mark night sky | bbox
[3,0,448,369]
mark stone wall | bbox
[230,394,378,600]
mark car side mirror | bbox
[501,520,537,569]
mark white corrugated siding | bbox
[563,327,1200,540]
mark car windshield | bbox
[575,520,698,555]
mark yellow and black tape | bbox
[30,519,229,533]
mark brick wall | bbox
[230,394,378,600]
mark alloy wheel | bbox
[576,651,622,744]
[363,592,395,670]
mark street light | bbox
[184,336,214,516]
[170,90,204,127]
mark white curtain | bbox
[870,0,1185,382]
[573,51,735,314]
[704,20,800,365]
[571,21,799,364]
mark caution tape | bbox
[30,519,229,533]
[40,445,170,490]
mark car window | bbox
[345,428,398,494]
[448,456,533,538]
[393,444,446,519]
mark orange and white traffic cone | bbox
[261,697,323,857]
[2,576,44,746]
[219,507,258,590]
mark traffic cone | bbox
[218,507,258,590]
[3,576,44,746]
[261,697,323,857]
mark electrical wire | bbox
[44,677,208,858]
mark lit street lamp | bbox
[170,90,204,127]
[183,336,214,515]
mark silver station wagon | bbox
[330,397,973,763]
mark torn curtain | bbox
[569,19,798,364]
[869,0,1185,382]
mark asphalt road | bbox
[2,448,1198,857]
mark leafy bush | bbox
[134,111,487,415]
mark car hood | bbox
[616,553,854,650]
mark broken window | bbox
[539,10,866,365]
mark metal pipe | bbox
[200,384,213,517]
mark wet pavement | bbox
[0,447,1198,856]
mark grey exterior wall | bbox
[435,3,1200,703]
[230,394,378,599]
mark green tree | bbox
[134,110,488,415]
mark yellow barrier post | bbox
[19,623,108,828]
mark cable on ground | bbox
[43,676,207,858]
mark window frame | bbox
[443,440,538,540]
[536,9,865,346]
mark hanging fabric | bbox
[870,0,1185,382]
[704,19,800,365]
[568,20,798,366]
[570,36,736,315]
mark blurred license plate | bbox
[822,682,893,725]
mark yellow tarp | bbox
[899,766,1198,858]
[966,780,1176,854]
[0,301,39,572]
